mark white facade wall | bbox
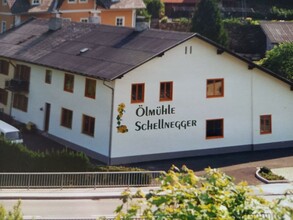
[253,69,293,144]
[111,37,293,159]
[11,64,112,157]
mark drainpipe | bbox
[8,60,16,117]
[103,80,114,165]
[250,69,254,151]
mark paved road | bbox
[0,199,120,220]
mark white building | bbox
[0,18,292,165]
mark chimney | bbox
[49,12,62,31]
[135,16,150,32]
[89,11,101,24]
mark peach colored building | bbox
[0,0,145,33]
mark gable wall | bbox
[111,37,293,163]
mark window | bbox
[0,88,8,105]
[116,17,124,26]
[0,60,9,75]
[160,81,173,101]
[80,18,88,23]
[260,115,272,134]
[64,73,74,93]
[13,94,28,112]
[207,78,224,98]
[85,78,96,99]
[2,0,7,6]
[45,70,52,84]
[82,114,95,136]
[32,0,40,5]
[61,108,73,129]
[15,64,30,80]
[1,21,6,33]
[79,0,87,3]
[131,83,144,103]
[206,119,224,139]
[68,0,76,3]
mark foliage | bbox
[172,17,190,25]
[269,6,293,20]
[0,137,144,172]
[259,167,285,181]
[144,0,165,19]
[0,201,23,220]
[114,166,293,220]
[259,43,293,81]
[191,0,227,47]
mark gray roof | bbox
[0,18,292,86]
[96,0,145,9]
[0,18,193,80]
[260,21,293,44]
[10,0,56,14]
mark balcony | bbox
[5,79,29,93]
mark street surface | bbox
[1,195,292,220]
[0,199,120,219]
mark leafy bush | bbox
[259,43,293,81]
[269,6,293,20]
[114,166,293,219]
[0,201,22,220]
[0,138,143,173]
[144,0,165,19]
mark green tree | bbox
[114,166,293,219]
[144,0,165,19]
[191,0,227,46]
[259,43,293,81]
[0,201,23,220]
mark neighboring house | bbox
[162,0,199,18]
[0,0,145,33]
[0,18,292,165]
[260,21,293,51]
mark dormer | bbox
[32,0,41,6]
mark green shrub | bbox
[0,138,143,173]
[269,6,293,20]
[114,166,293,219]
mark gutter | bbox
[103,80,114,165]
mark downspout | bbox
[103,80,114,165]
[251,69,254,151]
[8,60,16,117]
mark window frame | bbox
[31,0,40,5]
[206,78,224,98]
[1,21,6,33]
[131,83,145,104]
[45,69,52,84]
[260,115,272,135]
[160,81,173,102]
[68,0,76,3]
[79,0,88,3]
[80,18,88,23]
[82,114,95,137]
[206,118,224,139]
[0,60,9,75]
[13,94,28,112]
[116,17,125,26]
[0,88,8,105]
[61,108,73,129]
[64,73,74,93]
[85,78,96,99]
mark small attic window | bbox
[32,0,40,5]
[80,48,89,53]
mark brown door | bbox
[44,103,51,132]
